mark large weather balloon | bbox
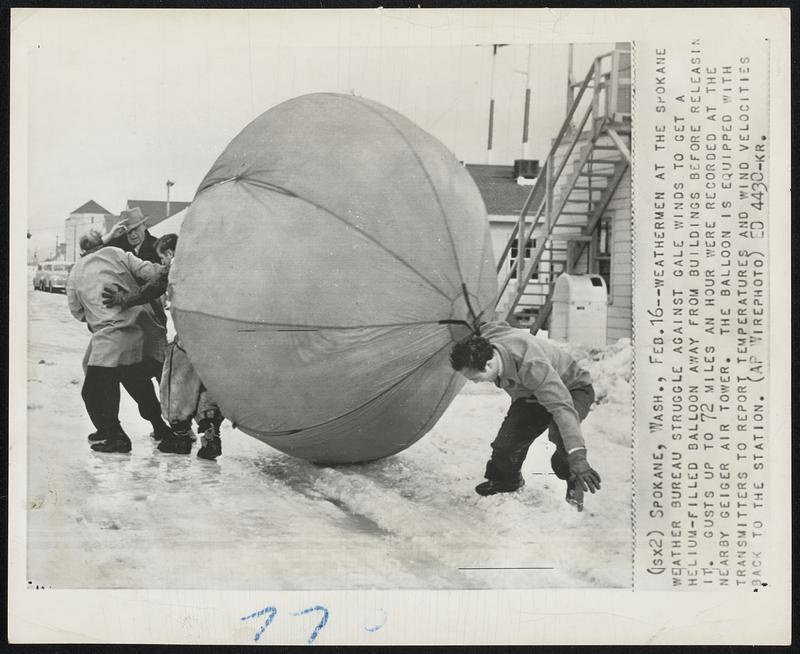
[170,93,497,464]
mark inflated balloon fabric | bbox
[171,93,497,463]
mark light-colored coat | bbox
[481,321,593,452]
[67,247,167,368]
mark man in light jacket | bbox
[449,321,601,510]
[67,230,172,453]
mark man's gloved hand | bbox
[104,220,128,243]
[567,449,601,493]
[102,284,132,309]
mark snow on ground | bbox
[25,275,632,590]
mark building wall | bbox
[488,217,515,316]
[64,213,108,262]
[606,167,632,343]
[488,215,549,318]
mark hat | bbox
[118,207,149,231]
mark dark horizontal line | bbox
[236,329,318,332]
[458,567,553,571]
[177,308,457,331]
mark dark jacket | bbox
[122,265,170,310]
[108,230,165,324]
[108,230,160,264]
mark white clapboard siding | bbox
[607,167,632,342]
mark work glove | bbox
[102,284,139,309]
[567,449,601,493]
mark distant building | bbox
[64,198,191,261]
[64,200,115,262]
[149,207,189,238]
[124,199,191,231]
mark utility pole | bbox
[166,179,175,219]
[566,44,576,134]
[522,44,533,159]
[477,43,509,165]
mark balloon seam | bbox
[330,94,472,299]
[234,175,454,302]
[236,336,455,439]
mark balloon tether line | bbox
[438,283,484,336]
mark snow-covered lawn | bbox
[26,283,632,590]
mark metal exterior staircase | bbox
[494,47,631,331]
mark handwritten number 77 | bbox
[241,605,329,644]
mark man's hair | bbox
[155,233,178,254]
[79,229,103,254]
[449,334,494,372]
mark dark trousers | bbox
[81,361,163,434]
[146,356,163,383]
[485,385,595,483]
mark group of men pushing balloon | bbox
[66,207,601,509]
[66,207,223,460]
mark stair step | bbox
[588,157,623,164]
[559,211,590,215]
[578,172,616,177]
[592,145,621,150]
[550,234,593,242]
[559,188,606,196]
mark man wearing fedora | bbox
[107,207,168,368]
[108,207,161,264]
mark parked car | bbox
[32,264,47,291]
[34,262,73,293]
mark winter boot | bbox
[91,429,132,453]
[150,418,172,441]
[566,478,584,511]
[475,475,525,496]
[157,425,194,455]
[197,428,222,461]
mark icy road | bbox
[25,278,632,589]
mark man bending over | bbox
[449,321,601,510]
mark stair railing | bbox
[494,48,627,318]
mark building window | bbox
[595,219,612,299]
[509,238,537,280]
